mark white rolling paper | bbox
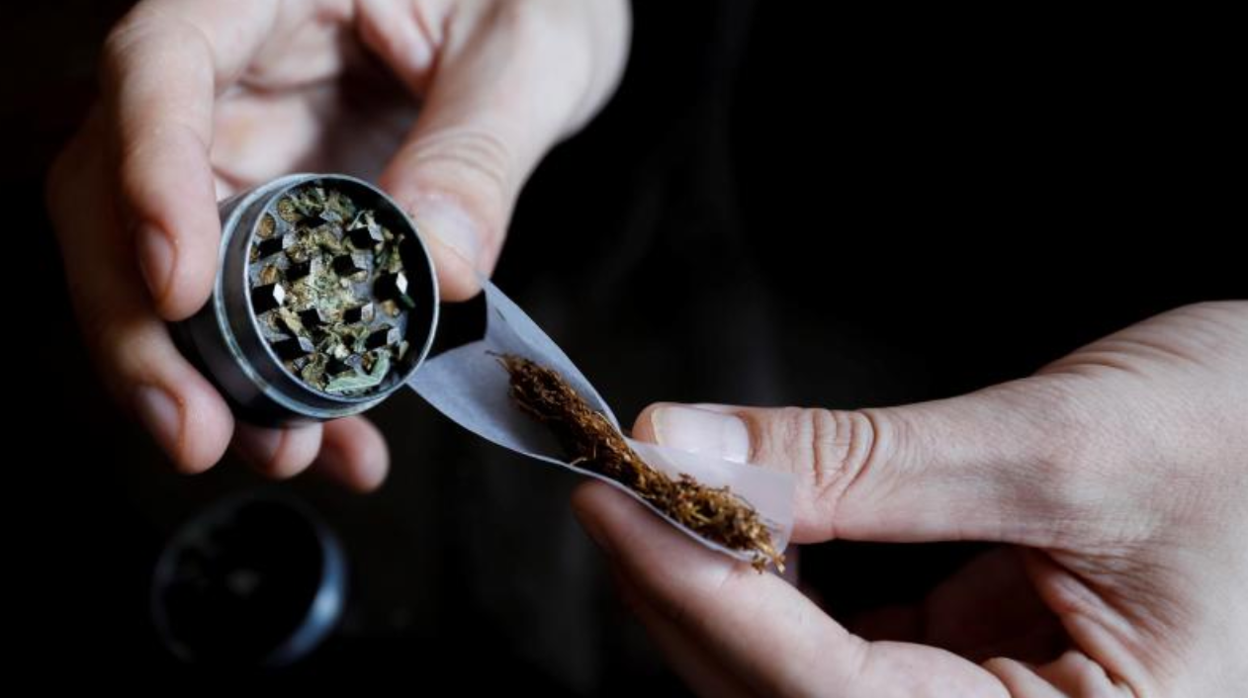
[409,281,793,566]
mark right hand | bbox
[46,0,630,489]
[575,302,1248,696]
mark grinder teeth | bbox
[247,185,419,397]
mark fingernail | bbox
[410,198,482,268]
[651,406,750,463]
[137,224,174,301]
[134,384,181,454]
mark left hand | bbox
[47,0,630,486]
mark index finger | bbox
[571,482,1009,697]
[101,0,280,319]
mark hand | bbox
[46,0,629,486]
[573,302,1248,696]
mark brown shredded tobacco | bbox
[497,354,783,572]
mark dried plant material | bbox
[498,354,783,571]
[257,212,276,239]
[325,352,389,395]
[259,264,280,286]
[247,184,418,396]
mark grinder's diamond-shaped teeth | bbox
[285,256,322,282]
[398,235,420,261]
[342,302,375,324]
[374,272,409,302]
[251,282,286,313]
[271,335,316,360]
[274,313,301,337]
[327,353,363,377]
[332,251,369,278]
[365,325,401,350]
[346,225,384,249]
[298,307,335,327]
[287,355,311,373]
[255,234,294,260]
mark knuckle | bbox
[409,126,515,198]
[758,407,881,528]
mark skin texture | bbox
[46,0,630,488]
[574,302,1248,697]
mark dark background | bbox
[7,1,1242,691]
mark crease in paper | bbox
[409,281,793,565]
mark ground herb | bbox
[498,354,783,571]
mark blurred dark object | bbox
[152,493,346,667]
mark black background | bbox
[6,1,1242,691]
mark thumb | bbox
[372,0,629,300]
[632,378,1103,546]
